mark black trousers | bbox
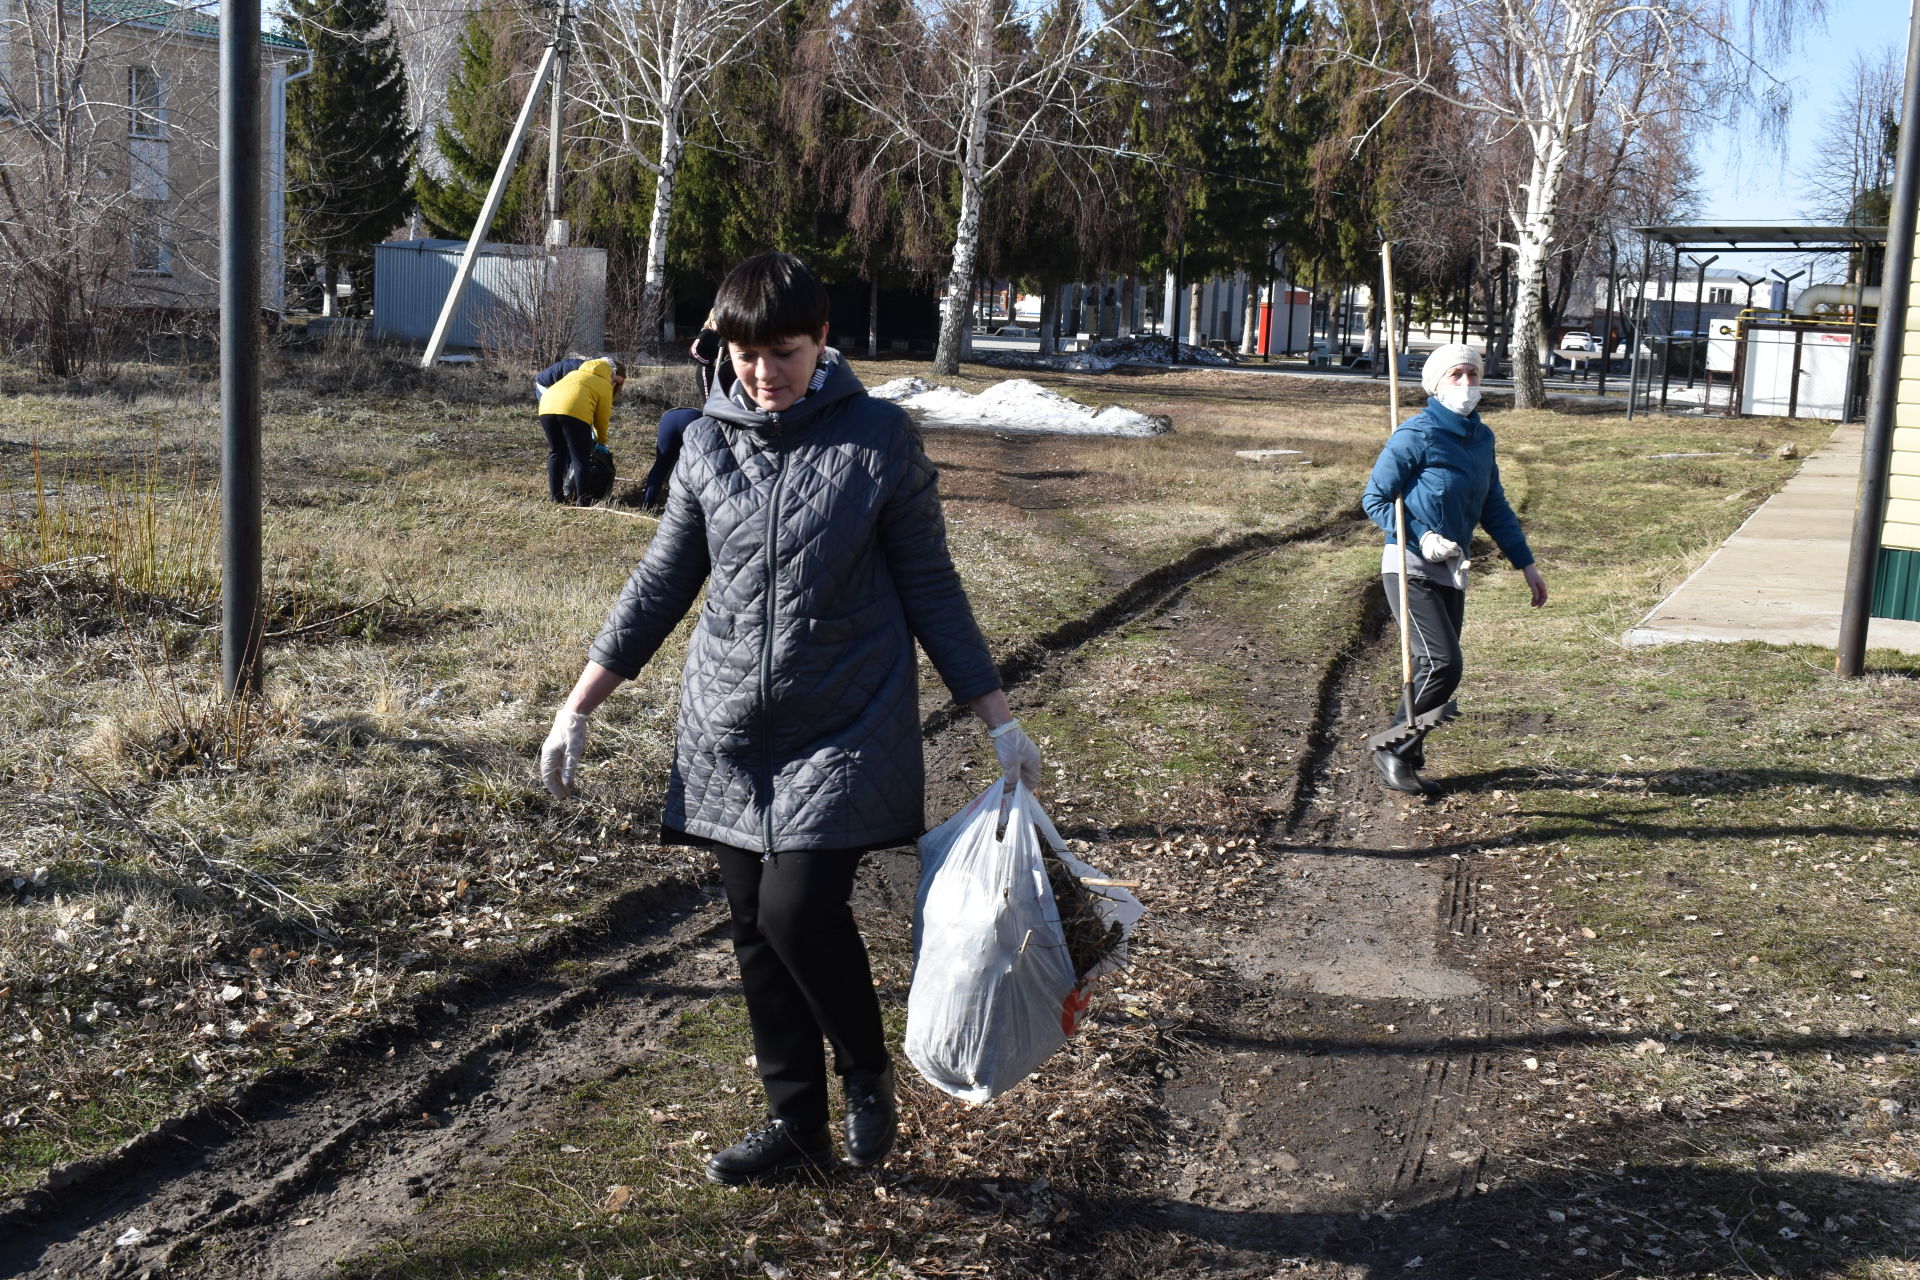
[539,412,596,504]
[712,843,888,1131]
[1383,573,1465,759]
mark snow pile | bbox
[870,376,1169,437]
[978,333,1234,373]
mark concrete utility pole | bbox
[1837,5,1920,676]
[420,31,564,367]
[221,0,264,696]
[546,0,570,246]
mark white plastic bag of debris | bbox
[905,777,1143,1102]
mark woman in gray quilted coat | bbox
[538,252,1042,1185]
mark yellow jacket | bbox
[538,357,616,444]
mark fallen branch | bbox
[264,593,397,640]
[561,505,659,523]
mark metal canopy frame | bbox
[1624,224,1890,420]
[1634,224,1889,249]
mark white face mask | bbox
[1435,384,1482,415]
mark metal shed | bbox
[372,239,607,352]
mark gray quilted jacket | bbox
[588,352,1002,853]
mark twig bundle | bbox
[1041,847,1126,979]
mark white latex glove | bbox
[540,709,590,799]
[989,718,1042,789]
[1419,530,1462,562]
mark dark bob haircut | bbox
[712,252,831,348]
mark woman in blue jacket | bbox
[1361,344,1548,795]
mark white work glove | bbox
[989,717,1042,789]
[1419,530,1462,562]
[540,709,590,799]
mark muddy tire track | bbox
[0,885,731,1280]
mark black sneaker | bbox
[705,1118,832,1185]
[843,1064,897,1168]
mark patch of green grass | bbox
[342,1001,918,1280]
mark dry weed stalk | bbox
[65,768,336,939]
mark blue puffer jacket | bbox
[1361,398,1534,569]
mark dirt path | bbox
[1127,618,1528,1275]
[2,455,1531,1280]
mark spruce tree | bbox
[285,0,415,310]
[413,6,540,241]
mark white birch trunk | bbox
[1185,281,1201,347]
[1510,119,1577,408]
[638,111,683,350]
[1241,278,1261,355]
[932,21,994,376]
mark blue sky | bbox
[1689,0,1910,275]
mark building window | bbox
[1709,287,1732,305]
[128,66,165,138]
[130,198,170,275]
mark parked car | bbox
[995,324,1035,338]
[1556,330,1597,351]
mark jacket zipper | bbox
[759,416,788,856]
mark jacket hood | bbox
[703,348,863,437]
[579,357,614,382]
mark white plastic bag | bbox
[905,778,1143,1103]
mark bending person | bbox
[537,357,623,504]
[536,252,1041,1184]
[1360,344,1547,795]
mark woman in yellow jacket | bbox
[538,357,625,504]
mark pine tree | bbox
[413,6,541,241]
[285,0,415,311]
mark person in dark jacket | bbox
[537,252,1042,1184]
[534,353,588,400]
[1361,343,1548,795]
[639,319,723,509]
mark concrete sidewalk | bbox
[1625,424,1920,655]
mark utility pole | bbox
[1597,239,1617,397]
[420,21,565,367]
[1838,5,1920,676]
[546,0,570,246]
[221,0,264,696]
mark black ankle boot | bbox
[705,1118,831,1185]
[843,1064,897,1168]
[1372,747,1434,795]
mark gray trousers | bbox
[1383,574,1464,759]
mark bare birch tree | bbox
[388,0,476,184]
[1327,0,1822,409]
[568,0,791,346]
[1802,45,1901,226]
[812,0,1147,376]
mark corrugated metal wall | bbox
[372,239,607,352]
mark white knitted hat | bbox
[1420,344,1484,395]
